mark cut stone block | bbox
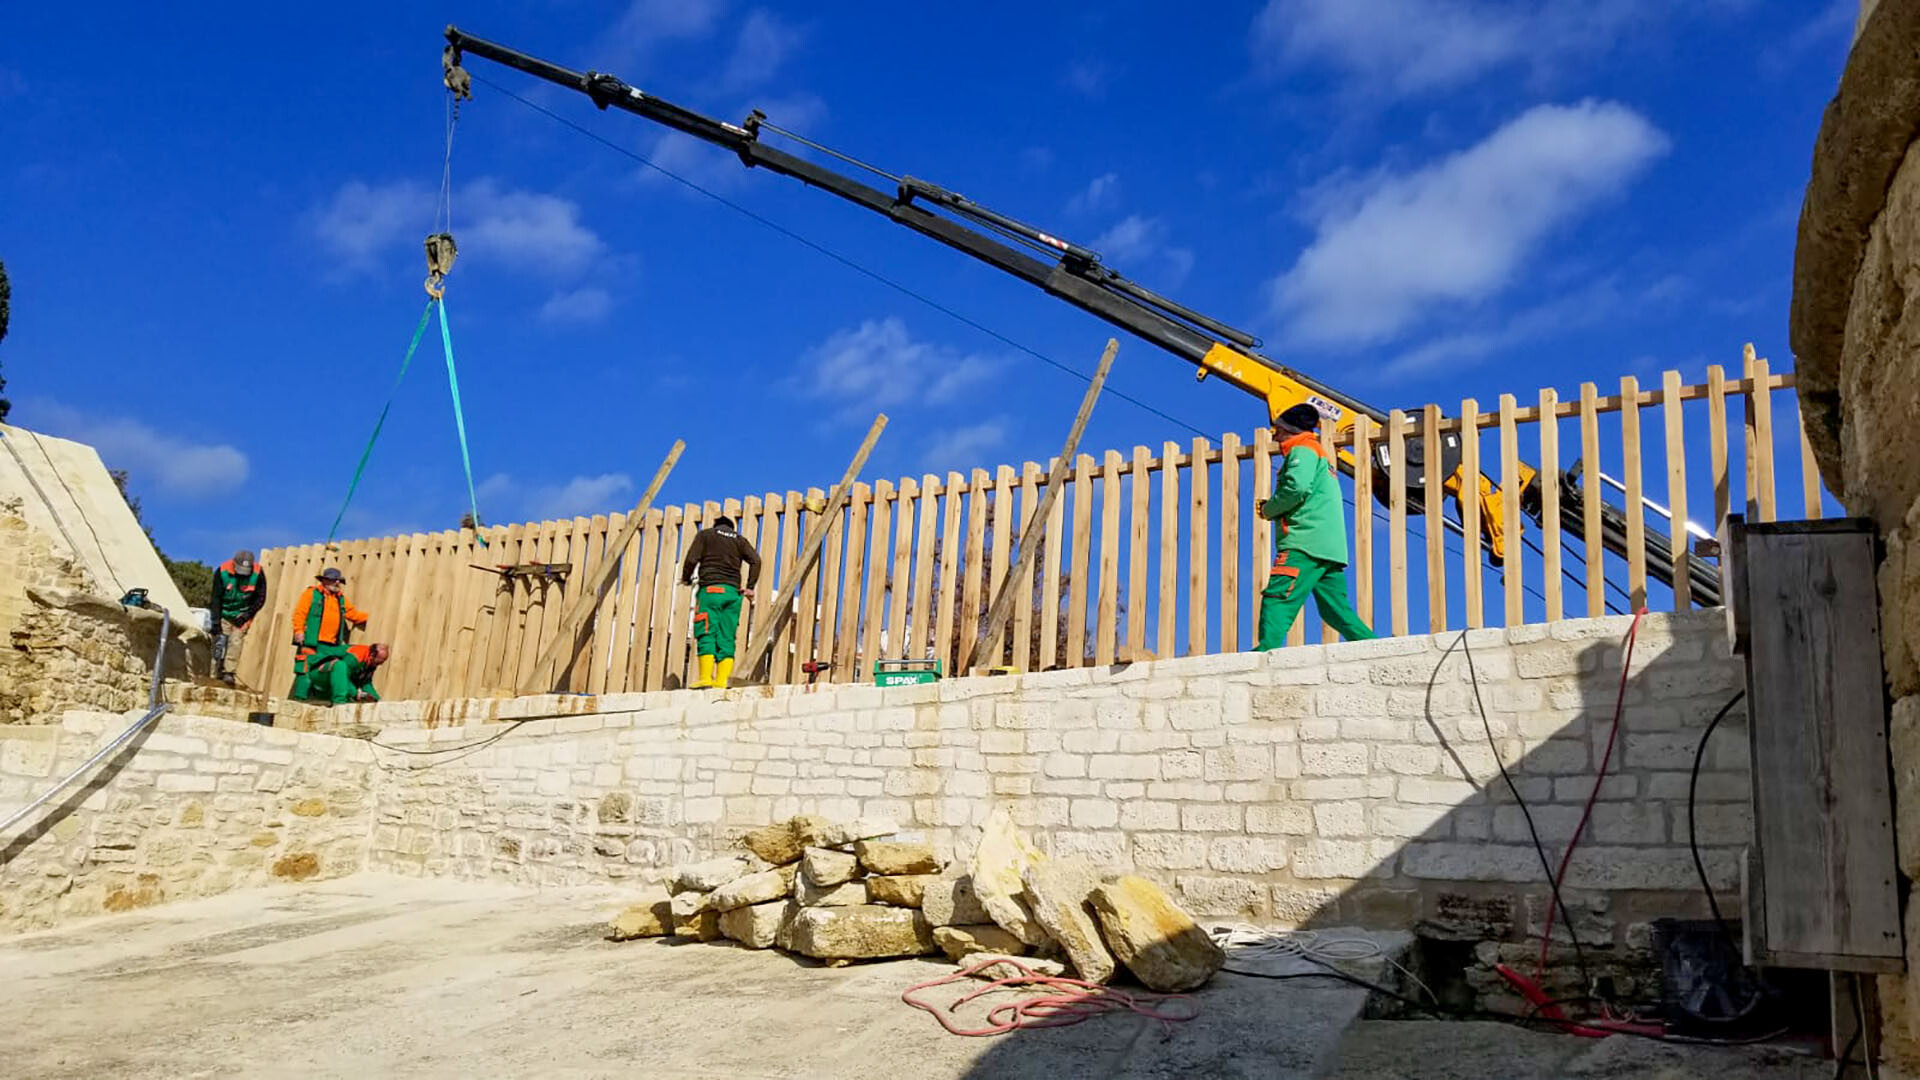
[670,908,721,943]
[742,821,805,866]
[671,855,757,893]
[865,874,938,908]
[607,897,672,941]
[669,890,710,920]
[1088,875,1224,992]
[786,905,937,960]
[797,878,869,907]
[855,840,940,876]
[809,817,898,848]
[932,924,1028,963]
[706,864,798,912]
[717,900,790,949]
[923,873,992,927]
[970,804,1049,945]
[802,847,859,887]
[1022,856,1116,984]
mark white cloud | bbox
[721,9,806,91]
[797,318,999,417]
[1269,100,1667,348]
[1250,0,1649,96]
[1064,60,1111,98]
[26,400,249,501]
[605,0,726,64]
[311,178,604,280]
[476,471,636,519]
[921,419,1008,471]
[1092,215,1195,290]
[539,286,614,325]
[1066,172,1121,216]
[1377,277,1623,379]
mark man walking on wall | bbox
[681,515,761,689]
[289,567,370,699]
[1259,404,1375,648]
[209,549,266,685]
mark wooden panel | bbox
[1014,464,1041,669]
[1751,354,1778,522]
[391,533,437,696]
[620,510,663,694]
[732,497,761,673]
[797,488,828,672]
[821,496,849,670]
[861,480,894,675]
[1621,377,1648,611]
[1538,388,1563,624]
[1739,522,1902,971]
[989,467,1014,660]
[1580,383,1604,618]
[935,476,963,675]
[1709,365,1731,535]
[1068,456,1093,666]
[1318,413,1338,646]
[1389,410,1409,638]
[661,509,697,688]
[1499,394,1523,625]
[1743,344,1762,519]
[1352,418,1373,628]
[1800,416,1825,520]
[1252,430,1274,612]
[1419,406,1444,634]
[771,492,801,682]
[1663,372,1692,611]
[417,532,465,697]
[1459,400,1483,629]
[1188,438,1210,657]
[836,485,870,683]
[1127,447,1150,657]
[1097,450,1122,665]
[479,526,523,693]
[888,480,916,660]
[644,509,682,691]
[1042,461,1067,670]
[1158,442,1180,661]
[960,470,989,669]
[911,474,940,661]
[1219,433,1241,653]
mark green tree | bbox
[110,468,214,603]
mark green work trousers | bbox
[291,649,378,705]
[694,584,741,661]
[288,643,349,702]
[1258,551,1376,649]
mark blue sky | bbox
[0,1,1853,565]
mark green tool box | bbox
[874,659,942,686]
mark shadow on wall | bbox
[0,719,156,869]
[956,623,1751,1078]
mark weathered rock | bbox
[1022,857,1116,984]
[797,878,869,907]
[787,905,937,959]
[669,890,710,919]
[932,924,1028,963]
[671,908,721,942]
[1088,875,1224,992]
[718,900,791,949]
[742,821,805,866]
[865,874,938,908]
[774,901,802,950]
[968,954,1068,980]
[671,855,758,893]
[855,840,940,876]
[809,817,898,848]
[706,864,798,912]
[607,897,672,941]
[802,846,860,887]
[970,805,1049,945]
[923,873,992,927]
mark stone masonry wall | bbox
[367,610,1747,962]
[0,711,375,933]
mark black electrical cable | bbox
[1688,689,1748,953]
[1834,1024,1862,1080]
[367,716,539,758]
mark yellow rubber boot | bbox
[715,658,735,689]
[692,654,715,689]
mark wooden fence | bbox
[239,351,1819,700]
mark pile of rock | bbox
[608,806,1224,993]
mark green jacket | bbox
[210,560,266,624]
[1261,433,1348,566]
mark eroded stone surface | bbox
[809,818,897,848]
[607,896,672,941]
[1022,857,1116,983]
[742,821,805,866]
[672,855,756,893]
[922,873,991,927]
[717,900,790,949]
[969,805,1048,946]
[865,874,937,908]
[670,908,721,942]
[796,878,868,907]
[801,847,859,887]
[785,905,936,959]
[855,840,939,876]
[1088,875,1223,992]
[931,924,1027,963]
[706,864,798,912]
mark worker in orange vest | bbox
[289,567,369,700]
[293,642,390,705]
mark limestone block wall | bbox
[0,711,375,933]
[368,609,1747,954]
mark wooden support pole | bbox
[518,441,683,693]
[738,414,888,683]
[977,339,1118,665]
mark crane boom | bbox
[441,26,1718,606]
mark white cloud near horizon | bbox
[539,286,614,325]
[1268,100,1668,348]
[921,419,1008,471]
[1093,215,1196,291]
[26,399,249,501]
[797,318,999,419]
[311,178,605,280]
[1066,172,1121,216]
[476,471,636,519]
[721,8,806,92]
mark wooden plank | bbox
[389,534,436,696]
[1062,454,1093,667]
[1800,413,1825,520]
[1740,522,1902,970]
[658,510,695,689]
[644,509,682,691]
[415,531,464,698]
[1219,433,1241,653]
[1709,365,1731,535]
[1127,447,1150,658]
[1352,417,1374,629]
[911,473,940,661]
[960,469,990,670]
[440,528,489,698]
[1422,405,1445,633]
[1752,354,1778,523]
[816,496,846,677]
[1318,413,1338,645]
[1158,442,1180,660]
[794,488,827,674]
[1187,438,1210,657]
[988,467,1014,660]
[1389,411,1409,638]
[1499,394,1523,626]
[861,479,895,672]
[888,479,916,659]
[1097,451,1123,665]
[1041,463,1066,670]
[618,510,662,694]
[1014,464,1040,668]
[1460,399,1484,629]
[514,521,563,693]
[1580,383,1604,618]
[551,515,596,691]
[1743,344,1761,520]
[773,492,803,683]
[835,485,870,683]
[478,526,523,693]
[1252,429,1274,613]
[1663,371,1692,611]
[935,476,963,675]
[1538,388,1563,623]
[1621,376,1648,610]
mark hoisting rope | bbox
[436,296,484,535]
[324,301,436,546]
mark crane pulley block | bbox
[424,232,458,298]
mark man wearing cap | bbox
[680,514,762,690]
[208,550,267,685]
[293,642,390,705]
[289,568,370,700]
[1259,403,1376,649]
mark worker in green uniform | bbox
[208,550,266,685]
[1259,403,1376,648]
[681,515,762,689]
[292,643,390,705]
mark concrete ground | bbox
[4,875,1833,1079]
